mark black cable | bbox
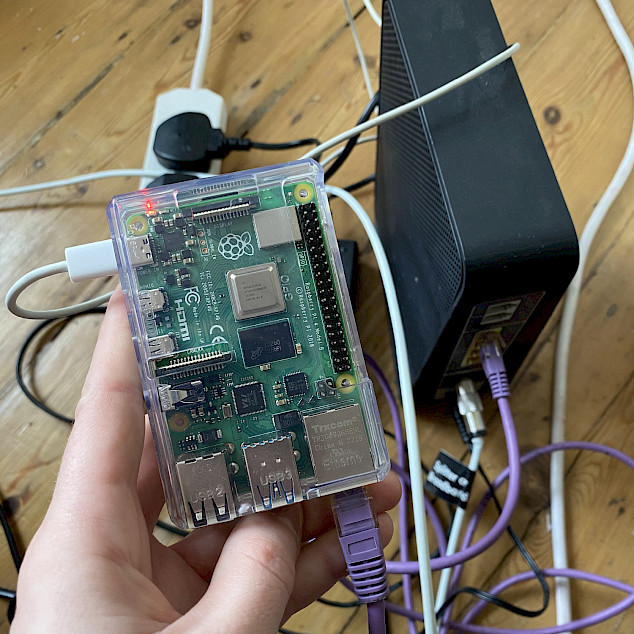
[156,519,189,537]
[317,581,403,609]
[0,492,21,621]
[344,173,375,193]
[0,588,15,600]
[16,310,198,545]
[249,137,320,151]
[15,307,107,424]
[324,92,379,182]
[0,495,22,573]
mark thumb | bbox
[168,506,302,634]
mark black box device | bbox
[375,0,579,401]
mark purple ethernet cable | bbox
[365,353,421,634]
[443,439,634,630]
[385,566,634,633]
[334,487,388,633]
[455,568,634,633]
[386,342,521,576]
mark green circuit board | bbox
[113,169,380,527]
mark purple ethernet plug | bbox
[333,487,388,603]
[479,341,511,399]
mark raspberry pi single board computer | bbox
[107,159,389,529]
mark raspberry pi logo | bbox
[218,232,254,260]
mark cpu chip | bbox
[226,262,286,321]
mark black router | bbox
[375,0,579,402]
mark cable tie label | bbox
[424,450,475,509]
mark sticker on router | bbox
[424,450,475,509]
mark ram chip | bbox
[238,320,296,367]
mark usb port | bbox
[243,436,301,512]
[177,453,236,527]
[148,334,176,356]
[126,236,154,267]
[480,300,521,325]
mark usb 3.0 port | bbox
[243,436,301,512]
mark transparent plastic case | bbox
[107,159,389,529]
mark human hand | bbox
[13,289,400,633]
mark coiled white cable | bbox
[550,1,634,629]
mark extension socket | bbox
[140,88,227,188]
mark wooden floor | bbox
[0,1,632,632]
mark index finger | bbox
[55,287,145,499]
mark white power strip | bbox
[139,87,227,188]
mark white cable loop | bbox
[5,261,113,320]
[326,185,438,634]
[362,0,382,28]
[434,436,485,618]
[342,0,375,100]
[301,43,519,162]
[319,134,377,168]
[190,0,213,90]
[550,1,634,630]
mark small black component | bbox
[208,384,226,399]
[174,216,186,228]
[316,378,337,398]
[233,381,266,416]
[181,279,193,288]
[158,250,171,263]
[178,439,198,451]
[188,225,197,236]
[164,230,185,251]
[238,320,296,367]
[166,274,177,285]
[296,203,351,373]
[180,267,190,276]
[197,429,223,445]
[337,239,358,301]
[182,248,193,259]
[184,194,259,224]
[273,410,302,431]
[207,373,220,383]
[154,223,165,234]
[284,372,309,397]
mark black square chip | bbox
[197,429,223,444]
[233,382,266,416]
[238,320,296,367]
[273,410,302,430]
[163,230,185,251]
[284,372,309,397]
